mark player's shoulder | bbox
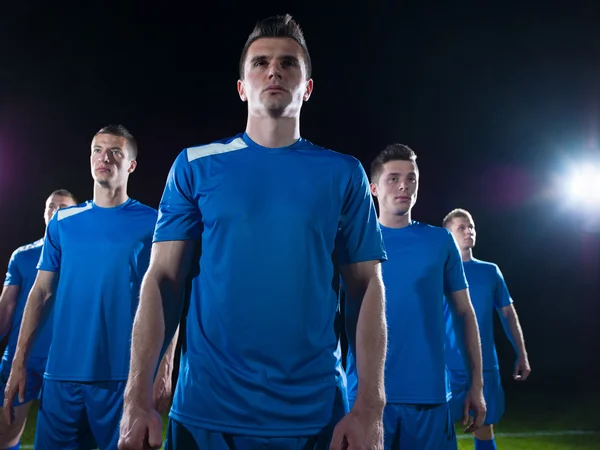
[11,238,44,259]
[471,257,502,273]
[54,201,93,223]
[299,138,363,169]
[127,199,158,215]
[411,221,452,237]
[183,134,246,165]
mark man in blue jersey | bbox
[0,189,77,450]
[118,14,388,450]
[443,208,531,450]
[346,143,487,450]
[3,125,177,450]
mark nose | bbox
[101,150,110,162]
[268,62,282,80]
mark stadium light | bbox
[567,163,600,209]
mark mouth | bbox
[395,196,411,202]
[264,85,287,93]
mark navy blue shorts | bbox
[448,369,505,425]
[33,378,126,450]
[383,402,457,450]
[0,356,46,406]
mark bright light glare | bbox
[568,164,600,208]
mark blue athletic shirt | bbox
[2,239,52,363]
[347,221,467,404]
[153,132,386,436]
[37,199,157,381]
[445,258,512,372]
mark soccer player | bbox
[0,189,77,450]
[443,208,531,450]
[346,144,487,450]
[3,125,177,450]
[118,14,388,450]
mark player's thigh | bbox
[0,401,31,447]
[399,403,457,450]
[482,370,505,425]
[165,419,265,450]
[382,404,401,450]
[34,379,96,450]
[448,370,470,423]
[82,380,126,450]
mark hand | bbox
[330,407,384,450]
[513,355,531,381]
[2,361,26,425]
[118,403,163,450]
[152,374,172,415]
[462,384,486,433]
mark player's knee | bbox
[0,404,30,447]
[474,424,494,440]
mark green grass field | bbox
[16,387,600,449]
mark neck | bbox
[93,183,129,208]
[461,248,473,262]
[378,210,411,229]
[245,115,300,148]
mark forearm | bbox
[155,325,180,381]
[502,307,527,357]
[353,275,387,412]
[458,306,483,387]
[0,304,16,339]
[13,288,50,365]
[124,272,183,408]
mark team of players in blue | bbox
[0,13,531,450]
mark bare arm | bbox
[499,304,527,358]
[12,270,57,366]
[0,285,20,340]
[342,260,387,413]
[448,288,483,387]
[123,240,195,409]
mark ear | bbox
[370,182,378,197]
[237,79,247,102]
[303,78,313,101]
[128,159,137,174]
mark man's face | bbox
[90,133,136,187]
[44,194,77,225]
[237,37,313,118]
[448,217,477,251]
[371,160,419,217]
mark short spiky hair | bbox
[370,143,418,183]
[94,124,138,160]
[443,208,474,228]
[239,14,312,79]
[49,189,78,204]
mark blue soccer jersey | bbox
[37,199,157,381]
[445,258,512,371]
[153,133,386,436]
[347,222,468,405]
[2,239,52,361]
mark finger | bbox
[462,401,470,426]
[147,415,164,449]
[474,406,486,429]
[18,379,26,404]
[329,423,345,450]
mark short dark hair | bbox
[370,143,418,183]
[94,124,138,160]
[49,189,78,204]
[239,14,312,79]
[443,208,474,228]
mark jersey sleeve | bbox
[4,249,22,286]
[493,265,513,309]
[37,215,62,272]
[153,150,202,243]
[335,160,387,265]
[443,230,468,295]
